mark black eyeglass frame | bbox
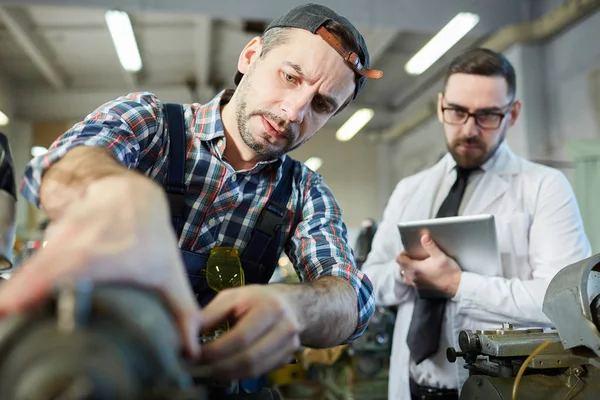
[440,99,515,130]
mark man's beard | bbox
[235,71,299,160]
[448,129,506,169]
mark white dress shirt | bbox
[361,143,591,400]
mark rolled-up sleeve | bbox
[287,171,375,342]
[20,92,165,208]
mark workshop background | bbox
[0,0,599,398]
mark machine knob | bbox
[459,329,480,352]
[446,347,466,363]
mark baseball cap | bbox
[234,3,383,99]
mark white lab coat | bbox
[361,143,591,400]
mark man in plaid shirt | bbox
[0,4,382,380]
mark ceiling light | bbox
[405,12,480,75]
[105,10,143,72]
[304,157,323,172]
[31,146,48,157]
[0,111,8,126]
[336,108,374,142]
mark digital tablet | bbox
[397,214,502,278]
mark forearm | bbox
[274,276,358,348]
[39,146,133,219]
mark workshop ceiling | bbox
[0,0,556,134]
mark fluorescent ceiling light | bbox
[304,157,323,172]
[0,111,8,126]
[31,146,48,157]
[336,108,374,142]
[405,12,480,75]
[105,10,143,72]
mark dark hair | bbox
[260,19,363,111]
[444,48,516,98]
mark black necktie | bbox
[406,166,474,365]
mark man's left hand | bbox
[398,234,462,296]
[196,285,302,380]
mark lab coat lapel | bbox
[465,173,509,214]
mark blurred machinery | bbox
[353,218,378,268]
[351,217,394,379]
[0,280,281,400]
[0,132,16,272]
[448,253,600,399]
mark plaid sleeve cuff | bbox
[344,268,375,342]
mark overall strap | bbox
[181,157,302,305]
[163,103,187,234]
[242,157,296,278]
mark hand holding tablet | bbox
[397,214,502,278]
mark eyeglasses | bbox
[441,101,513,130]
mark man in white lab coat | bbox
[361,48,591,400]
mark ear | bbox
[238,36,263,76]
[508,100,522,127]
[437,93,444,123]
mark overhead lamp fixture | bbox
[105,10,143,72]
[31,146,48,157]
[304,157,323,172]
[405,12,480,76]
[336,108,374,142]
[0,111,8,126]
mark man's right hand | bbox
[0,173,202,356]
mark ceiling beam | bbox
[0,6,66,91]
[0,0,526,35]
[14,85,220,121]
[192,15,216,103]
[363,27,399,64]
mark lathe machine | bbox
[448,253,600,399]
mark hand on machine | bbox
[0,159,293,399]
[447,254,600,400]
[0,279,282,400]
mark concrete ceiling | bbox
[0,0,549,135]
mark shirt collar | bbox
[192,89,231,142]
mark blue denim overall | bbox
[162,104,299,392]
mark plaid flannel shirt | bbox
[20,89,374,340]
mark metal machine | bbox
[0,280,281,400]
[448,253,600,399]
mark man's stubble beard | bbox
[448,127,506,169]
[234,67,300,160]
